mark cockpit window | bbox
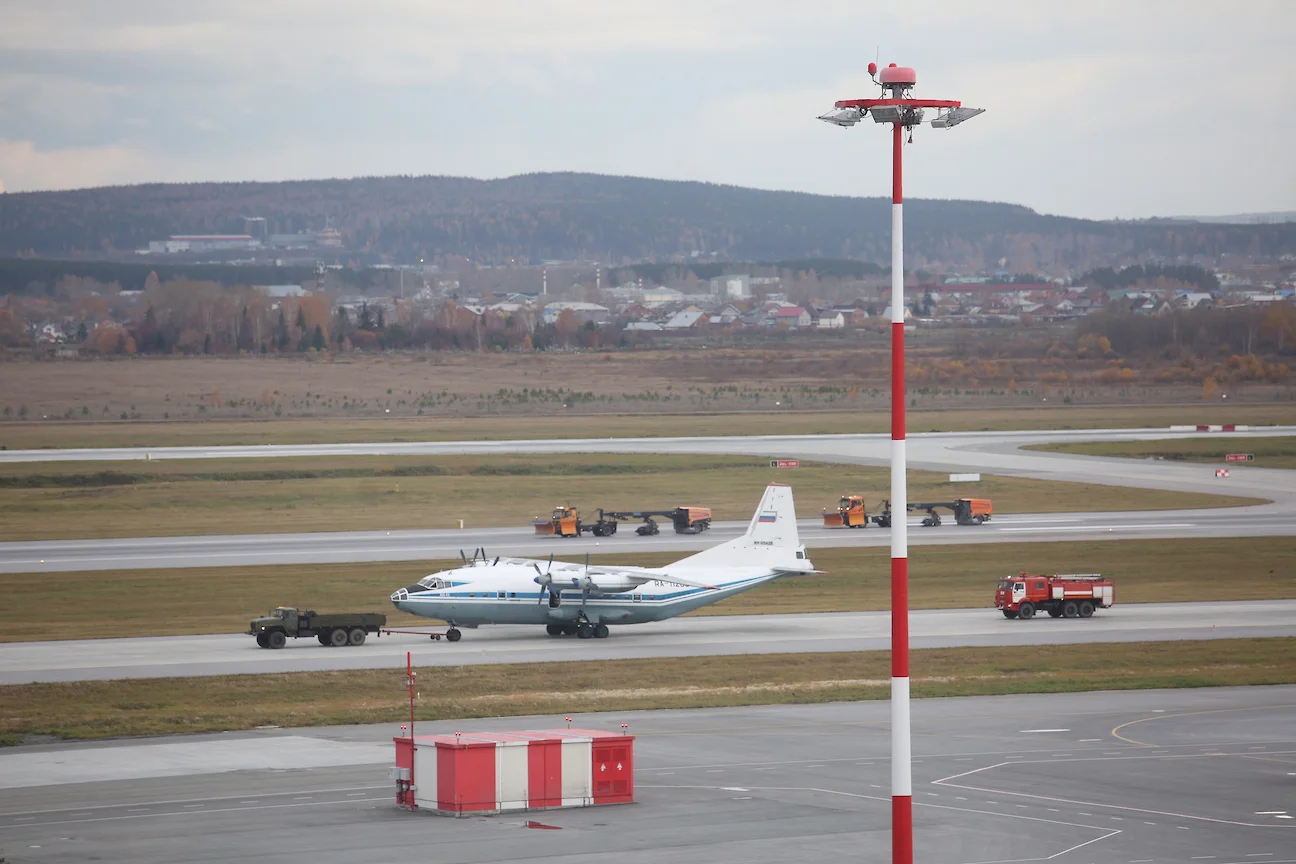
[417,576,446,589]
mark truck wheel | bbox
[446,628,462,642]
[973,515,984,525]
[1062,600,1079,619]
[317,633,330,645]
[1078,601,1094,618]
[1018,602,1035,620]
[268,631,286,649]
[256,632,270,648]
[348,628,367,646]
[329,628,349,647]
[1047,607,1063,618]
[1002,609,1019,619]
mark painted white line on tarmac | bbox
[999,524,1194,533]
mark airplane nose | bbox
[392,584,430,603]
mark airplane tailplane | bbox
[670,483,814,573]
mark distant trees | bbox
[1078,303,1293,385]
[3,175,1294,269]
[1079,264,1219,293]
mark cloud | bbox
[0,139,167,192]
[0,0,1291,217]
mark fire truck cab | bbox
[996,573,1114,620]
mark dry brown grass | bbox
[3,638,1292,743]
[1,351,1292,449]
[0,453,1258,540]
[3,538,1292,642]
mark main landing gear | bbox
[546,623,610,639]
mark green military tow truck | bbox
[249,607,387,649]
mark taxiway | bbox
[3,599,1293,685]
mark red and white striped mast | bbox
[820,64,983,864]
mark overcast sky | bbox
[0,1,1292,219]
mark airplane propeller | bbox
[533,554,557,605]
[572,553,596,607]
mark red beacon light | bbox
[879,65,918,89]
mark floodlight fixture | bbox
[932,106,986,128]
[818,106,864,127]
[869,105,924,126]
[818,62,982,864]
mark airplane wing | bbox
[577,565,717,592]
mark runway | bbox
[4,599,1293,685]
[2,425,1293,573]
[1,687,1291,863]
[2,507,1292,573]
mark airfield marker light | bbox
[565,716,573,729]
[820,65,982,864]
[621,723,629,735]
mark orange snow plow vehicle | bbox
[823,495,870,528]
[533,505,583,537]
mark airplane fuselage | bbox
[390,560,779,628]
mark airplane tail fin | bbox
[670,483,814,573]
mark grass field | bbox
[0,453,1260,541]
[3,403,1295,450]
[4,538,1293,642]
[1027,436,1296,470]
[2,638,1291,743]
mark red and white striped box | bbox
[394,728,634,815]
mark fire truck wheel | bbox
[1018,602,1035,620]
[1062,601,1079,619]
[1078,601,1095,618]
[1047,607,1063,618]
[1002,609,1019,619]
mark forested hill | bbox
[2,172,1293,271]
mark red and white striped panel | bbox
[1216,468,1230,478]
[402,729,634,815]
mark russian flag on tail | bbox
[758,512,778,523]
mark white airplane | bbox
[390,483,815,641]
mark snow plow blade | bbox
[532,521,557,536]
[822,511,845,528]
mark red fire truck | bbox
[995,573,1114,620]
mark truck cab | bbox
[997,572,1114,620]
[822,495,869,528]
[251,606,306,633]
[534,506,582,537]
